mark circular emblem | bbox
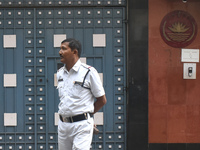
[160,10,197,48]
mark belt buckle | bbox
[63,116,73,123]
[70,116,73,123]
[63,116,69,122]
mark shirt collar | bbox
[63,59,81,73]
[72,59,81,72]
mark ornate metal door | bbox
[0,1,126,149]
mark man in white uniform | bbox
[57,38,107,150]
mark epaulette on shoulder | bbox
[81,63,92,70]
[57,66,64,72]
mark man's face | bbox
[59,42,74,64]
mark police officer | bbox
[57,38,107,150]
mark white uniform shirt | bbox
[57,59,105,117]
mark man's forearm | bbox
[93,95,107,114]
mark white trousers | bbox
[58,115,94,150]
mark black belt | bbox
[59,113,93,123]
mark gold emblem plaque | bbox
[160,10,197,48]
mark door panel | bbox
[0,6,126,150]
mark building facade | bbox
[0,0,200,150]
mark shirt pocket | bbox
[71,82,84,98]
[57,82,65,98]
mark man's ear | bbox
[73,49,78,55]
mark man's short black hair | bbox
[61,38,82,58]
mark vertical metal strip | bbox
[33,8,37,150]
[45,58,47,150]
[112,7,116,149]
[45,25,48,150]
[123,7,127,149]
[2,8,6,149]
[23,8,26,149]
[103,8,106,150]
[13,9,17,141]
